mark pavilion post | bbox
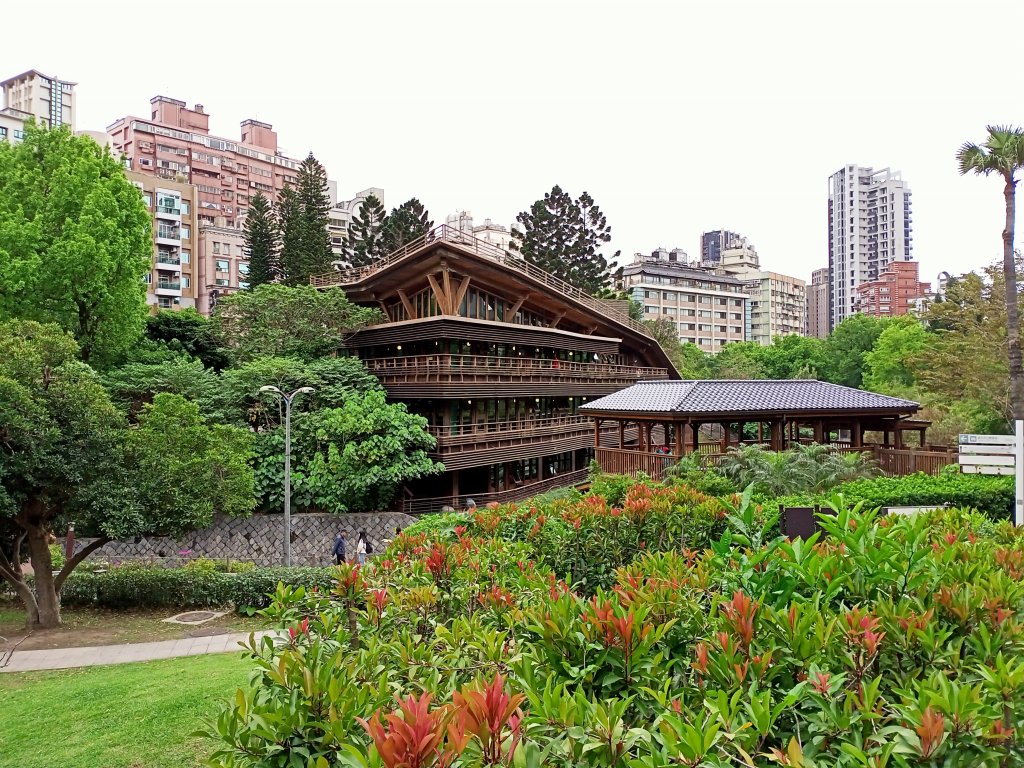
[674,421,684,456]
[814,420,824,444]
[692,422,700,454]
[852,422,863,448]
[618,420,625,449]
[594,418,601,449]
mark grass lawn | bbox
[0,653,251,768]
[0,603,273,650]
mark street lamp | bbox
[259,385,315,566]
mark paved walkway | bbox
[0,630,278,673]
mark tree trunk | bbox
[1003,178,1023,421]
[25,524,62,628]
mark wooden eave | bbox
[581,407,920,422]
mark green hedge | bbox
[760,471,1014,520]
[60,565,336,611]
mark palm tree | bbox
[957,127,1024,424]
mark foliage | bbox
[0,321,255,628]
[511,185,618,294]
[253,390,442,513]
[242,191,280,287]
[207,489,1024,767]
[403,511,473,539]
[144,308,230,370]
[102,356,223,421]
[717,443,879,497]
[663,454,738,496]
[765,471,1015,522]
[60,564,336,611]
[863,315,929,394]
[279,153,334,285]
[211,284,382,364]
[0,123,151,364]
[344,194,388,268]
[821,314,889,388]
[380,197,433,254]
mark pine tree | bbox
[510,185,615,295]
[343,194,388,269]
[380,198,433,254]
[295,153,333,278]
[277,153,333,286]
[243,192,279,287]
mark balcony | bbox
[155,226,180,244]
[156,253,182,272]
[154,280,182,297]
[397,468,590,516]
[426,414,637,470]
[365,353,668,398]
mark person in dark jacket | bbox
[332,531,347,565]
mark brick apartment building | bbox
[854,260,930,318]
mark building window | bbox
[238,262,250,276]
[180,201,190,214]
[181,251,190,264]
[158,297,172,309]
[180,225,190,239]
[142,193,152,208]
[213,241,221,254]
[182,276,190,288]
[144,273,152,284]
[216,260,229,272]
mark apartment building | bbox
[855,260,930,318]
[806,267,830,338]
[127,171,198,312]
[1,69,76,130]
[716,239,806,345]
[107,97,303,230]
[828,164,913,329]
[621,249,749,350]
[197,223,249,315]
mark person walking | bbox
[356,530,368,565]
[332,531,347,565]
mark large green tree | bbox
[511,185,617,294]
[343,194,388,269]
[277,154,334,286]
[243,191,280,287]
[0,321,254,628]
[820,314,889,388]
[144,308,229,370]
[0,124,151,364]
[862,315,929,395]
[212,284,382,364]
[380,198,433,254]
[957,126,1024,422]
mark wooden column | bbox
[674,421,684,457]
[692,422,701,454]
[738,421,745,445]
[618,420,625,449]
[641,422,649,452]
[894,424,903,449]
[852,421,863,448]
[813,420,824,444]
[594,418,601,448]
[770,420,784,450]
[720,422,729,453]
[757,422,764,443]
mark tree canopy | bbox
[0,124,151,364]
[344,194,388,269]
[278,153,334,286]
[511,185,617,295]
[243,191,280,287]
[0,321,254,627]
[380,198,433,254]
[211,284,382,363]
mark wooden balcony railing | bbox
[311,224,652,339]
[366,354,668,385]
[428,414,593,445]
[399,468,590,516]
[595,447,678,481]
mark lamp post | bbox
[259,385,315,566]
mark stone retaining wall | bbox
[76,512,415,568]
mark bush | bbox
[60,565,335,611]
[763,471,1014,521]
[205,500,1024,768]
[48,544,65,571]
[663,455,737,496]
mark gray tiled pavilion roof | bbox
[579,380,920,416]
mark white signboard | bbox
[959,434,1015,476]
[960,430,1024,526]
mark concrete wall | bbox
[76,512,415,568]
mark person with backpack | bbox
[332,531,347,565]
[356,530,370,564]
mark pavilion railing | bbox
[310,224,653,340]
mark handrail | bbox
[427,414,592,439]
[400,468,590,515]
[364,353,667,379]
[310,224,651,339]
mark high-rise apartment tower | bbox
[827,165,913,329]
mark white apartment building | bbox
[716,239,806,345]
[828,164,913,329]
[620,249,750,350]
[1,70,76,130]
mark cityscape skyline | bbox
[4,0,1021,288]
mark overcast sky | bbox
[6,0,1023,284]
